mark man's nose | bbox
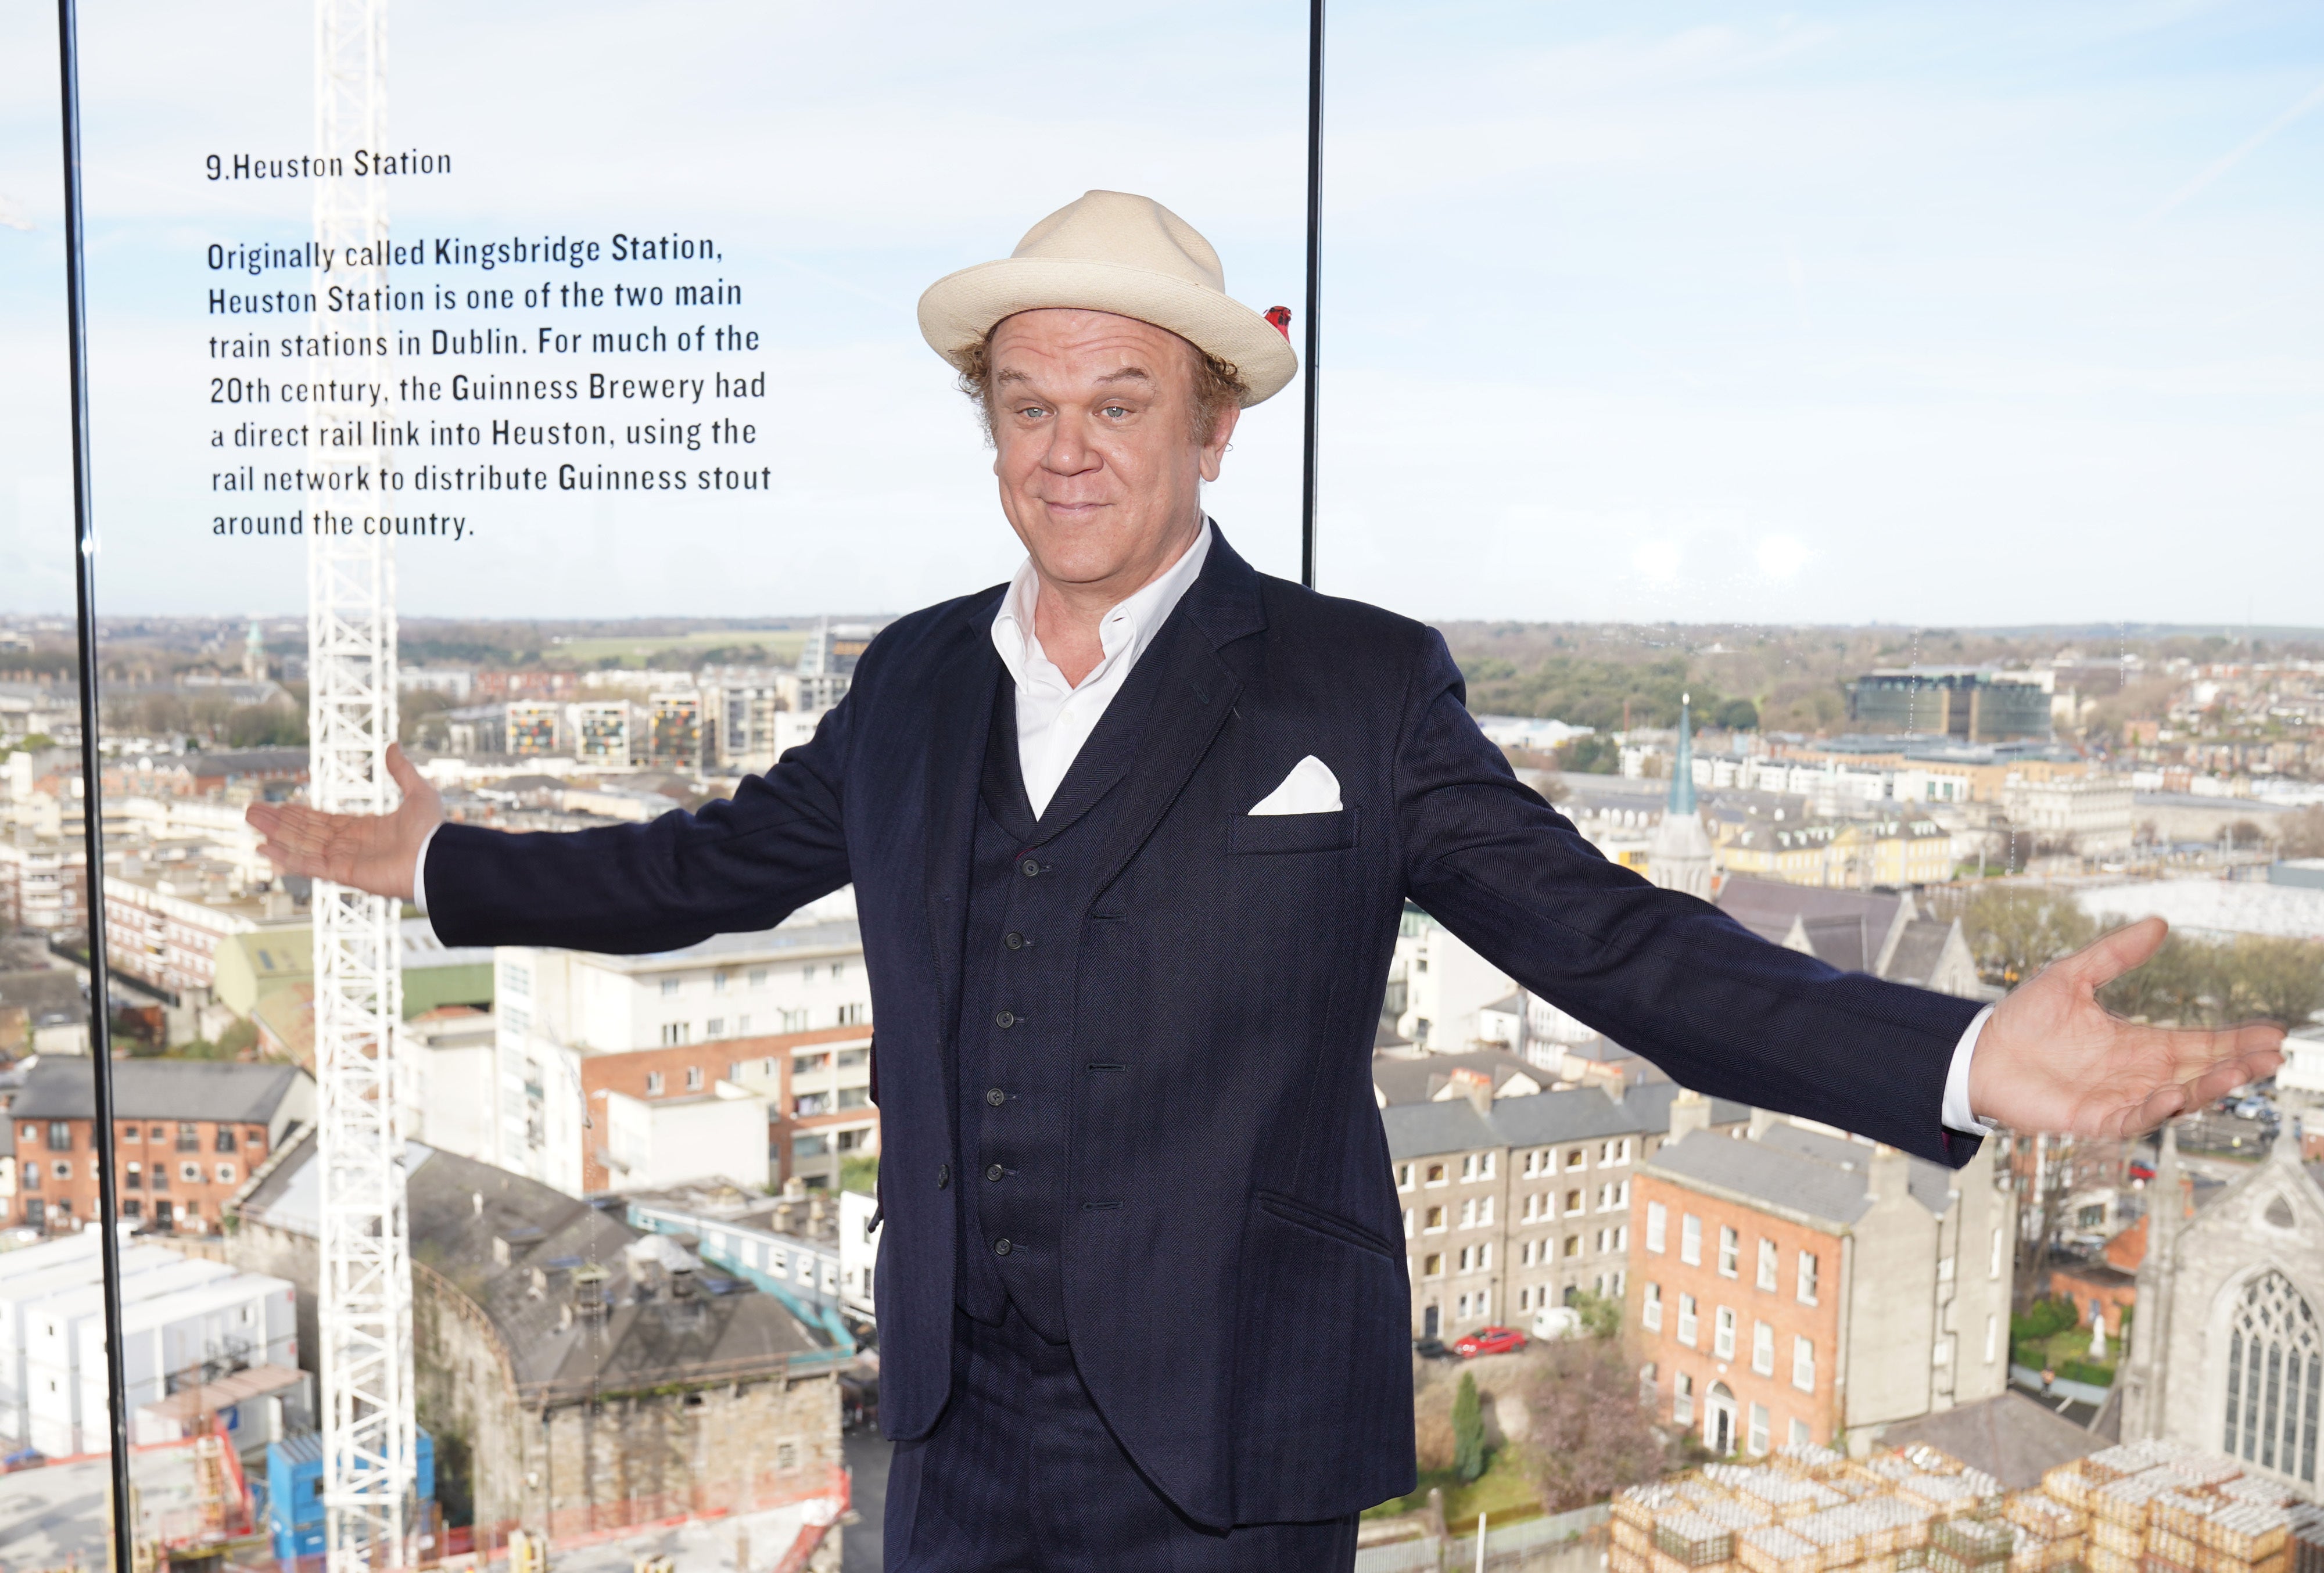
[1040,414,1099,475]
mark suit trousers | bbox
[884,1306,1359,1572]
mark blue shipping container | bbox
[267,1430,436,1564]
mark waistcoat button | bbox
[937,1164,950,1188]
[993,1237,1013,1257]
[985,1163,1005,1183]
[1005,932,1025,950]
[1020,858,1041,878]
[994,1010,1016,1028]
[985,1087,1007,1107]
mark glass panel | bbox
[2228,1328,2244,1456]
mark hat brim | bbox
[917,256,1297,407]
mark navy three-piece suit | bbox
[425,530,1982,1567]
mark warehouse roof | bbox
[11,1057,308,1123]
[1378,1079,1749,1159]
[1647,1122,1953,1229]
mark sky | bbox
[0,0,2319,628]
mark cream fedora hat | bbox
[917,189,1297,407]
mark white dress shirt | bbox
[413,510,1987,1134]
[989,519,1213,818]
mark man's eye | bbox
[1102,405,1131,418]
[1017,405,1048,419]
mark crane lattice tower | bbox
[310,0,416,1565]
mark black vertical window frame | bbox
[53,1,137,1566]
[1299,0,1325,591]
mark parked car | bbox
[1454,1326,1527,1359]
[2128,1159,2157,1182]
[1412,1337,1457,1361]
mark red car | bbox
[1454,1326,1527,1358]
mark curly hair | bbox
[955,324,1249,448]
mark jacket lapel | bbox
[1083,528,1269,900]
[920,601,1005,1084]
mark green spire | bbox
[1669,692,1696,816]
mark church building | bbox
[2118,1120,2323,1502]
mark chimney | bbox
[1667,1089,1711,1144]
[1866,1143,1910,1205]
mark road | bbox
[844,1428,892,1571]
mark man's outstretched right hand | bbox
[245,742,443,902]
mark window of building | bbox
[1748,1402,1770,1456]
[727,1062,742,1082]
[1565,1187,1583,1213]
[246,1126,266,1152]
[837,1003,866,1026]
[53,1161,70,1180]
[149,1125,165,1141]
[1680,1213,1702,1266]
[1459,1197,1475,1228]
[780,1009,809,1032]
[1640,1361,1658,1406]
[1425,1206,1446,1232]
[838,1087,870,1109]
[794,1134,829,1158]
[646,1071,665,1094]
[216,1163,236,1184]
[1423,1254,1443,1278]
[1478,1242,1492,1272]
[1991,1227,2005,1280]
[124,1162,141,1190]
[1798,1251,1820,1305]
[1563,1234,1581,1258]
[1674,1373,1694,1425]
[1565,1147,1586,1170]
[45,1122,70,1152]
[1475,1286,1491,1320]
[215,1127,237,1152]
[1458,1245,1472,1273]
[661,1023,690,1046]
[504,963,530,997]
[706,1018,726,1039]
[1477,1195,1493,1226]
[1599,1137,1631,1166]
[1932,1338,1952,1367]
[180,1162,201,1183]
[748,967,768,987]
[121,1125,140,1144]
[1757,1238,1778,1292]
[1677,1294,1698,1347]
[831,961,847,980]
[1794,1335,1816,1392]
[713,971,730,993]
[1752,1320,1774,1376]
[1397,1163,1414,1190]
[661,978,681,997]
[1715,1305,1737,1360]
[150,1165,167,1192]
[1425,1163,1447,1186]
[686,1066,704,1090]
[1643,1282,1663,1332]
[1789,1418,1813,1448]
[1404,1209,1415,1238]
[22,1162,38,1191]
[177,1124,200,1152]
[2223,1271,2319,1485]
[1647,1201,1666,1253]
[1719,1226,1740,1278]
[1985,1313,1998,1364]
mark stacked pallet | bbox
[1611,1438,2306,1573]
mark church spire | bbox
[1670,693,1697,816]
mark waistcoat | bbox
[953,652,1170,1342]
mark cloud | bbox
[1755,535,1811,580]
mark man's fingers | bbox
[2118,1080,2189,1139]
[2060,916,2168,989]
[386,743,425,801]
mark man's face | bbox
[987,308,1236,595]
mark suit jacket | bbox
[425,530,1983,1527]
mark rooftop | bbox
[1645,1120,1953,1228]
[1874,1392,2100,1489]
[11,1057,308,1123]
[239,1132,831,1403]
[558,918,862,972]
[1379,1079,1749,1160]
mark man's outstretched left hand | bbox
[1968,915,2286,1139]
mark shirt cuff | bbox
[411,823,442,918]
[1942,1004,1997,1135]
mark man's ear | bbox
[1198,402,1242,484]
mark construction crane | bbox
[310,0,417,1566]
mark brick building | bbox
[1629,1105,2013,1457]
[1379,1062,1748,1341]
[8,1058,314,1234]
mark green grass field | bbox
[1363,1447,1542,1534]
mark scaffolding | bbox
[310,0,415,1567]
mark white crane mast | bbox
[310,0,416,1566]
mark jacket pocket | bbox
[1227,806,1358,856]
[1232,1187,1415,1521]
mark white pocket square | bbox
[1248,755,1343,816]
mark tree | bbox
[1963,887,2096,987]
[2098,932,2218,1025]
[1570,1287,1623,1339]
[1520,1336,1672,1512]
[2282,806,2324,860]
[2225,936,2324,1029]
[1555,735,1619,774]
[1452,1370,1486,1484]
[1712,698,1759,731]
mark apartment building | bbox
[479,918,869,1195]
[8,1058,315,1235]
[1629,1107,2012,1458]
[1380,1065,1748,1341]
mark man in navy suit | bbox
[252,192,2282,1571]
